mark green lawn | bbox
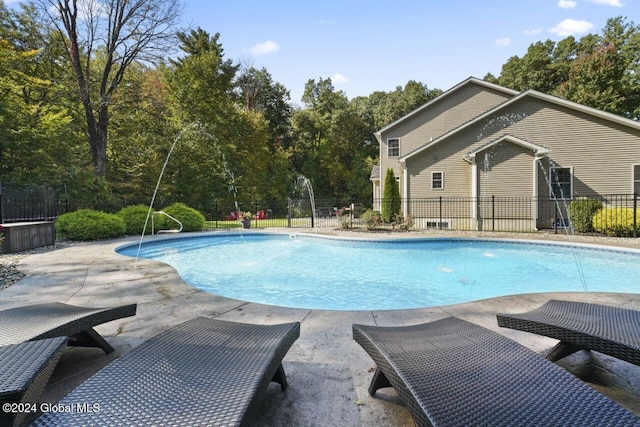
[204,217,312,229]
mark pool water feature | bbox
[117,234,640,311]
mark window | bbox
[550,167,572,199]
[634,164,640,194]
[387,138,399,157]
[432,171,444,190]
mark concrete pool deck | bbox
[3,229,640,426]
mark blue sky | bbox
[4,0,634,103]
[179,0,632,103]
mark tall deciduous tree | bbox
[36,0,183,178]
[0,3,78,187]
[235,65,292,149]
[490,16,640,120]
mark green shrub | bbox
[394,214,415,231]
[592,207,640,237]
[116,205,153,235]
[568,199,603,232]
[158,203,205,232]
[55,209,126,241]
[381,168,401,223]
[336,207,351,229]
[361,209,382,230]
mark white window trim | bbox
[549,166,573,199]
[387,138,400,158]
[431,171,444,190]
[633,163,640,194]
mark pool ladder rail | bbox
[151,211,183,235]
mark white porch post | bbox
[533,154,545,229]
[400,160,409,216]
[470,157,478,220]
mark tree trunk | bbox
[91,105,109,178]
[42,0,182,179]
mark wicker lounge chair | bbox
[32,317,300,426]
[497,299,640,365]
[0,337,67,427]
[353,317,640,427]
[0,302,137,354]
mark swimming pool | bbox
[117,233,640,311]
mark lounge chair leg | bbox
[368,367,392,396]
[271,364,289,391]
[69,328,115,354]
[546,342,582,362]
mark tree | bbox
[497,40,558,92]
[108,64,175,202]
[381,168,400,222]
[556,44,627,114]
[36,0,183,178]
[235,65,292,149]
[0,4,80,187]
[168,29,237,130]
[490,16,640,119]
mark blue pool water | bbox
[117,233,640,311]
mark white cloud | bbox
[495,37,511,46]
[248,41,279,55]
[558,0,577,9]
[332,73,349,84]
[549,19,594,36]
[523,28,543,36]
[589,0,623,6]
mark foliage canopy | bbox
[1,5,638,214]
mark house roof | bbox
[374,77,519,140]
[463,134,550,164]
[370,165,380,180]
[399,88,640,162]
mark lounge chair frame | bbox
[0,302,137,354]
[32,317,300,426]
[353,317,639,427]
[497,299,640,365]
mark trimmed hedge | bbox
[55,209,126,240]
[116,205,153,235]
[158,203,205,232]
[592,207,640,237]
[568,199,603,233]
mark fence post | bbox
[214,200,218,229]
[0,181,3,224]
[438,196,442,229]
[64,184,70,214]
[287,198,292,228]
[634,193,637,238]
[492,195,495,231]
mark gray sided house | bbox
[372,77,640,231]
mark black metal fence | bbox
[1,181,637,237]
